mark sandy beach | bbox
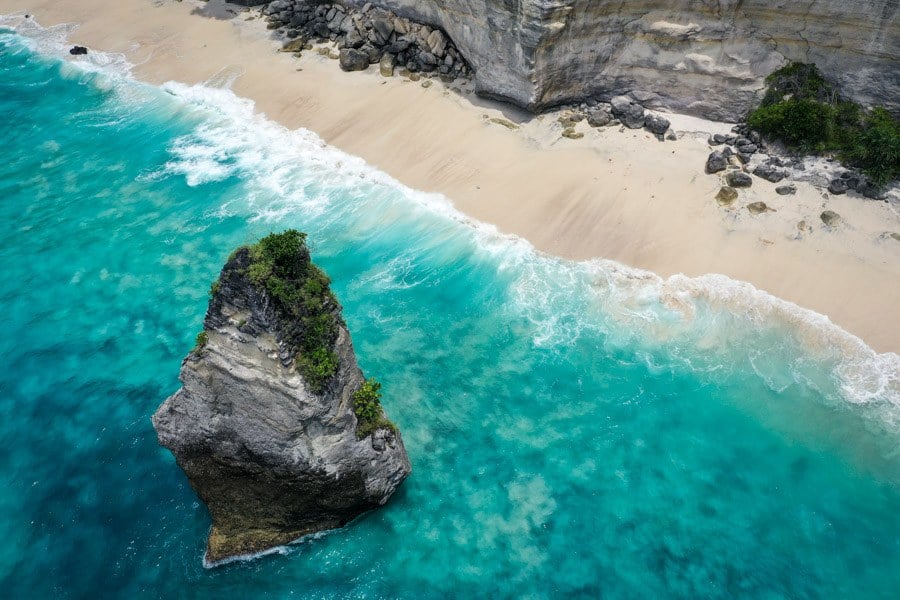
[1,0,898,353]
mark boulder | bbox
[644,113,670,136]
[705,151,728,174]
[344,28,365,49]
[620,103,645,129]
[379,54,395,77]
[339,48,370,71]
[821,210,842,226]
[726,171,753,187]
[69,45,88,55]
[716,186,738,206]
[610,95,632,114]
[747,201,771,214]
[427,29,447,56]
[776,184,797,195]
[586,108,612,127]
[828,179,849,195]
[362,43,383,64]
[752,164,786,183]
[372,16,394,41]
[280,38,306,53]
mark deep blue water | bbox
[1,22,899,599]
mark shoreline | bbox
[1,0,898,355]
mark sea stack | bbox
[152,230,411,566]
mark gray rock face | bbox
[347,0,899,119]
[153,242,410,566]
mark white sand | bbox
[2,0,898,353]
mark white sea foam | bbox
[0,13,134,77]
[4,17,898,424]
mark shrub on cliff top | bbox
[747,63,899,186]
[244,230,341,392]
[193,330,208,354]
[352,378,397,439]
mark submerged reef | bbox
[153,230,410,565]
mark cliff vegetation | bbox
[243,229,342,392]
[352,378,397,439]
[748,64,900,186]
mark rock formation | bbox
[263,1,472,80]
[153,230,410,566]
[339,0,899,120]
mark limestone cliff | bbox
[152,231,410,566]
[344,0,899,120]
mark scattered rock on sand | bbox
[561,128,584,139]
[69,46,88,55]
[610,96,645,129]
[752,164,786,183]
[726,171,753,188]
[821,210,842,227]
[644,114,670,137]
[379,54,395,77]
[891,233,900,242]
[586,108,612,127]
[488,117,519,130]
[705,151,728,174]
[747,201,772,215]
[339,48,371,71]
[776,185,797,195]
[828,179,849,195]
[281,39,306,53]
[716,186,738,206]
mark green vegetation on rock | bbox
[243,230,342,393]
[747,63,900,186]
[352,378,397,439]
[193,331,209,354]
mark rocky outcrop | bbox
[340,0,899,120]
[263,1,471,79]
[153,231,410,566]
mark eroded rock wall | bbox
[343,0,899,120]
[153,245,410,565]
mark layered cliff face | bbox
[346,0,899,120]
[152,231,410,566]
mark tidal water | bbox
[1,21,899,599]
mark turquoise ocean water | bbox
[1,19,899,598]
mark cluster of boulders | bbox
[705,124,887,201]
[262,1,471,79]
[825,171,884,199]
[556,95,675,140]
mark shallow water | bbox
[1,22,899,599]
